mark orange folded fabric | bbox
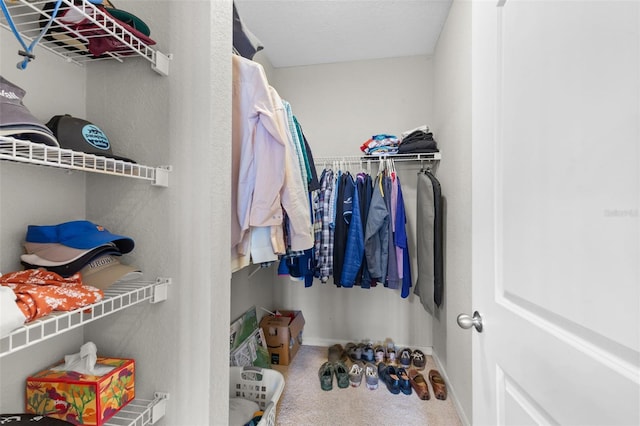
[0,269,103,322]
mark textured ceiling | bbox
[234,0,453,68]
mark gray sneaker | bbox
[365,362,378,390]
[349,361,365,387]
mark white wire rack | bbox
[0,0,170,75]
[105,393,169,426]
[315,152,442,172]
[0,278,171,358]
[0,136,171,187]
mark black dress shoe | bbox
[378,362,400,394]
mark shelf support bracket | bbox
[152,52,172,76]
[151,392,170,424]
[151,278,171,304]
[153,165,172,187]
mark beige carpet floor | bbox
[271,345,462,426]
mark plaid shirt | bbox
[315,169,335,282]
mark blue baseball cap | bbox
[25,220,134,254]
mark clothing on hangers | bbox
[231,55,315,270]
[395,176,412,299]
[356,173,373,288]
[364,173,389,285]
[427,170,443,306]
[340,174,364,287]
[232,2,264,59]
[314,169,335,282]
[414,169,443,311]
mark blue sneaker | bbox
[362,344,375,362]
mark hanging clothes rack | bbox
[315,152,441,174]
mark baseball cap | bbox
[105,8,151,36]
[79,254,142,290]
[21,243,116,266]
[45,115,135,163]
[0,76,59,147]
[58,4,156,58]
[20,244,122,277]
[25,220,134,254]
[23,241,96,262]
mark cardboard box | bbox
[260,310,305,365]
[26,357,135,425]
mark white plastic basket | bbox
[229,366,285,426]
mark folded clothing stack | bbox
[21,220,141,290]
[360,134,400,155]
[398,125,439,154]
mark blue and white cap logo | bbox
[82,124,110,151]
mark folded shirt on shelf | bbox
[0,269,103,323]
[398,128,439,154]
[360,134,400,155]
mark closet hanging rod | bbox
[314,152,441,164]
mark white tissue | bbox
[52,342,115,375]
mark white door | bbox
[471,1,639,425]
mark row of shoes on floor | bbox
[318,342,447,400]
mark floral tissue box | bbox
[26,357,135,425]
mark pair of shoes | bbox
[397,367,413,395]
[411,349,426,370]
[318,360,350,390]
[408,368,430,400]
[364,362,378,390]
[398,347,412,369]
[429,369,448,400]
[348,361,365,387]
[377,362,400,394]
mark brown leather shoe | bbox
[428,369,447,400]
[408,369,430,400]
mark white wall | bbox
[83,1,233,424]
[0,29,88,412]
[432,0,472,424]
[265,56,436,349]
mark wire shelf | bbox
[315,152,442,172]
[0,0,170,75]
[316,152,441,164]
[105,393,168,426]
[0,278,170,358]
[0,136,170,186]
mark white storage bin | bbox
[229,366,285,426]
